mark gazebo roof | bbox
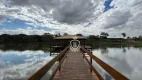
[54,35,86,40]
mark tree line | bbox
[0,32,142,43]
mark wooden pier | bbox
[28,46,129,80]
[53,50,98,80]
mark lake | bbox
[0,44,142,80]
[92,47,142,80]
[0,49,55,80]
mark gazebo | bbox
[54,35,86,47]
[50,35,88,56]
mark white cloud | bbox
[0,28,55,35]
[85,0,142,37]
[0,0,142,37]
[0,0,104,34]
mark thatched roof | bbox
[54,35,86,40]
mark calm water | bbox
[0,44,142,80]
[0,50,55,80]
[92,47,142,80]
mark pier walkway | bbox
[53,50,98,80]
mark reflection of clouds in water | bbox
[0,59,6,67]
[0,50,46,56]
[126,49,142,80]
[0,50,53,80]
[92,47,142,80]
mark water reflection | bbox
[1,43,142,80]
[0,50,54,80]
[92,47,142,80]
[0,43,50,52]
[100,47,109,54]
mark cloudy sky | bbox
[0,0,142,37]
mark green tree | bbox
[54,33,61,37]
[41,33,53,42]
[76,33,83,36]
[121,33,126,39]
[87,35,100,41]
[100,32,109,38]
[63,33,68,36]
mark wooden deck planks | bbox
[53,50,99,80]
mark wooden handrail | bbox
[81,51,104,80]
[49,50,67,80]
[81,47,129,80]
[28,46,69,80]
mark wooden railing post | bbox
[58,50,61,71]
[83,52,85,58]
[66,48,68,58]
[80,48,85,58]
[50,44,51,56]
[90,51,92,72]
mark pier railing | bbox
[28,46,69,80]
[81,47,129,80]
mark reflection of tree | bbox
[0,43,50,52]
[100,47,109,54]
[127,46,130,50]
[123,48,126,53]
[138,47,142,51]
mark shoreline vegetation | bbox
[0,33,142,49]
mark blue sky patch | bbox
[104,0,114,12]
[0,19,56,31]
[0,19,29,29]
